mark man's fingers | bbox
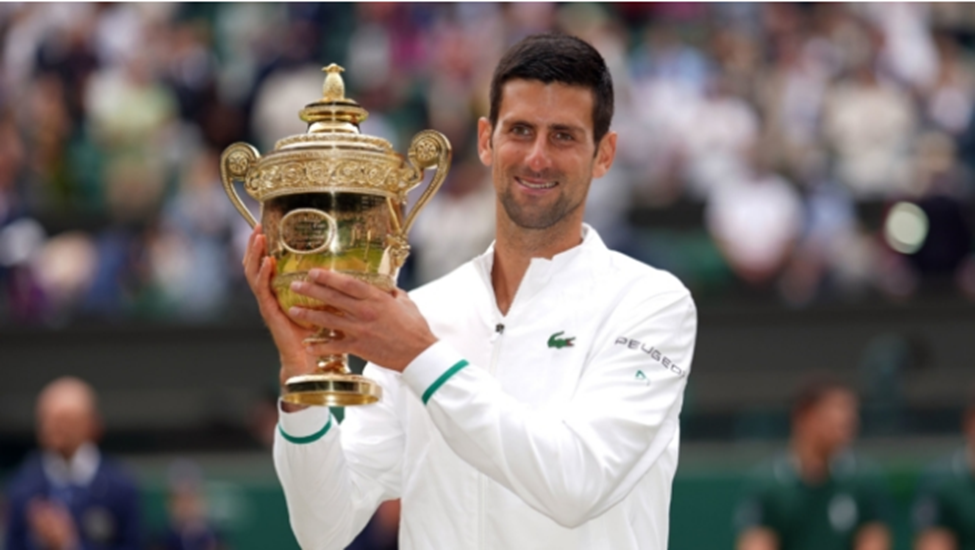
[288,305,353,333]
[244,225,262,264]
[307,269,377,300]
[243,225,257,266]
[251,256,288,327]
[256,257,286,316]
[244,228,266,287]
[257,256,273,292]
[289,280,367,318]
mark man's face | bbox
[37,390,95,459]
[801,389,859,454]
[477,79,616,231]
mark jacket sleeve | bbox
[400,288,696,528]
[273,367,404,550]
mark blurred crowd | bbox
[3,377,228,550]
[8,375,975,550]
[1,3,975,326]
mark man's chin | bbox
[502,205,557,230]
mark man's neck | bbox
[791,439,833,484]
[491,217,584,315]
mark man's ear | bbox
[477,117,494,167]
[592,131,617,179]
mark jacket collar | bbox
[474,224,608,318]
[42,443,100,487]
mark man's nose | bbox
[525,136,552,173]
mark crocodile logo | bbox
[548,331,575,349]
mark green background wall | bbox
[135,457,931,549]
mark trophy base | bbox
[282,373,383,406]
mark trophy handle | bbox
[220,142,262,228]
[402,130,452,235]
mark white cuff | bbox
[400,341,469,405]
[277,401,334,444]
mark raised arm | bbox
[273,373,405,550]
[244,227,404,549]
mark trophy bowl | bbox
[220,64,451,406]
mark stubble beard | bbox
[498,169,585,230]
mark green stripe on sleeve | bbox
[422,360,470,405]
[278,413,333,445]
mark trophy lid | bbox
[241,63,417,201]
[298,64,369,131]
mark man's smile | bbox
[515,176,558,191]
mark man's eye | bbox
[511,125,531,136]
[555,132,573,141]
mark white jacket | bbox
[275,226,697,549]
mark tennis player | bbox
[245,33,697,550]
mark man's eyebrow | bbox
[502,119,584,133]
[549,123,585,135]
[501,118,536,128]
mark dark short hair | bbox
[488,33,614,145]
[792,376,855,419]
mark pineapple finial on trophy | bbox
[322,64,346,102]
[299,63,367,128]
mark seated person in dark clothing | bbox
[912,393,975,550]
[4,376,142,550]
[153,459,225,550]
[734,378,893,550]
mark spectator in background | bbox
[153,459,225,550]
[705,146,803,290]
[912,394,975,550]
[821,19,918,199]
[683,74,760,200]
[3,377,142,550]
[735,378,892,550]
[1,2,975,319]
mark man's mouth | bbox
[515,177,557,190]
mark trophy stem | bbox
[309,327,347,374]
[281,327,382,407]
[316,354,347,373]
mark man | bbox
[154,459,225,550]
[912,395,975,550]
[735,379,892,550]
[4,377,142,550]
[244,33,696,549]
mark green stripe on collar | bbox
[422,360,470,405]
[278,413,333,445]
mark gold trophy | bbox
[220,64,451,407]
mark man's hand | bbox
[27,498,79,550]
[288,269,438,372]
[243,225,317,387]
